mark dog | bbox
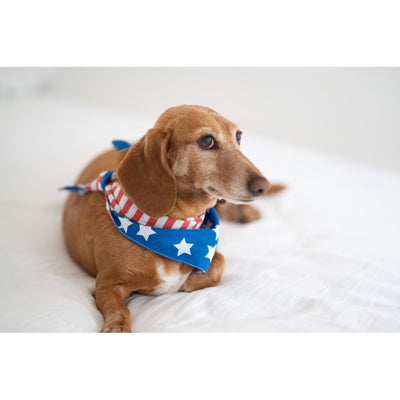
[63,105,277,332]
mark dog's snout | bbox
[248,177,270,197]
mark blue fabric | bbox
[109,207,219,273]
[60,185,87,194]
[62,147,220,273]
[112,139,132,152]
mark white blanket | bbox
[1,95,399,332]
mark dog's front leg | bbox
[180,251,225,292]
[95,279,133,333]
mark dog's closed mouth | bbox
[207,186,255,204]
[207,186,249,199]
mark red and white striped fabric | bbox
[87,172,206,230]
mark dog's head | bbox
[116,105,270,218]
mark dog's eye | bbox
[198,135,217,150]
[236,131,242,145]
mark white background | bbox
[1,0,399,399]
[2,67,399,171]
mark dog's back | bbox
[63,149,119,276]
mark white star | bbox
[136,225,156,241]
[118,216,133,233]
[174,238,194,256]
[212,225,220,240]
[205,245,216,261]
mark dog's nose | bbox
[248,177,271,197]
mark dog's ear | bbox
[116,128,176,217]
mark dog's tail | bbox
[266,183,286,195]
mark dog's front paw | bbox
[101,321,132,333]
[236,204,261,222]
[215,202,260,223]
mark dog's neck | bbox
[168,182,217,220]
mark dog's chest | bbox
[151,263,191,295]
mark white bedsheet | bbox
[1,95,399,332]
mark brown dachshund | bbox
[63,105,273,332]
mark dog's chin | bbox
[220,197,254,205]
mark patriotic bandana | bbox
[61,140,220,274]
